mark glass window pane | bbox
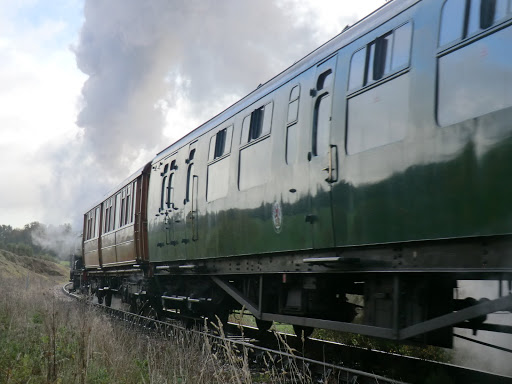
[224,125,233,154]
[95,207,100,237]
[372,34,392,81]
[290,85,300,100]
[214,129,226,158]
[313,94,331,156]
[160,176,167,210]
[241,115,251,144]
[287,99,299,124]
[480,0,497,29]
[115,193,121,229]
[262,102,273,135]
[317,94,331,155]
[495,0,508,20]
[167,173,173,208]
[249,107,263,140]
[208,136,215,161]
[348,48,366,90]
[439,0,466,46]
[286,122,298,164]
[186,164,194,202]
[392,23,412,70]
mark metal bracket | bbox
[399,294,512,340]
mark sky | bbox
[0,0,386,230]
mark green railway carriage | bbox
[80,0,512,346]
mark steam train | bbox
[72,0,512,347]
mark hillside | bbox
[0,248,68,283]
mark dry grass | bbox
[0,276,313,384]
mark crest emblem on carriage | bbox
[272,201,282,234]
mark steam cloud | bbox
[43,0,372,228]
[74,0,319,176]
[31,224,81,260]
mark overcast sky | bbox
[0,0,385,230]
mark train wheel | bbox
[255,319,273,332]
[293,325,314,339]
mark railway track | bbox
[62,283,512,383]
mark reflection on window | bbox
[103,197,114,233]
[160,163,168,212]
[439,0,466,46]
[85,209,97,241]
[348,49,366,91]
[115,193,121,230]
[348,22,412,92]
[437,25,512,126]
[439,0,510,47]
[286,85,300,164]
[186,163,194,203]
[369,33,392,81]
[167,173,174,208]
[209,126,233,161]
[287,85,300,124]
[241,102,273,144]
[312,94,331,156]
[94,207,100,238]
[392,23,413,70]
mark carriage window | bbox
[103,197,115,233]
[287,85,300,124]
[348,22,412,92]
[167,173,174,208]
[124,185,132,225]
[85,210,93,240]
[348,49,366,91]
[186,163,195,203]
[440,0,510,47]
[185,148,196,203]
[120,184,134,226]
[312,94,331,156]
[391,23,412,70]
[286,85,300,164]
[439,0,465,46]
[241,102,274,144]
[160,163,168,212]
[114,193,121,230]
[165,160,176,209]
[94,207,100,238]
[120,189,126,227]
[369,33,392,82]
[469,0,508,32]
[209,126,233,161]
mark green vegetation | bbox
[230,311,452,363]
[0,277,313,383]
[0,222,74,263]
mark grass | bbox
[0,277,316,383]
[230,310,452,363]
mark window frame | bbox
[240,101,274,146]
[438,0,512,50]
[208,125,233,163]
[347,21,413,94]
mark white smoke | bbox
[43,0,381,227]
[31,223,81,260]
[73,0,321,176]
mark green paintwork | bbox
[146,0,512,267]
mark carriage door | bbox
[184,143,199,246]
[307,55,337,248]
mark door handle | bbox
[325,145,338,183]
